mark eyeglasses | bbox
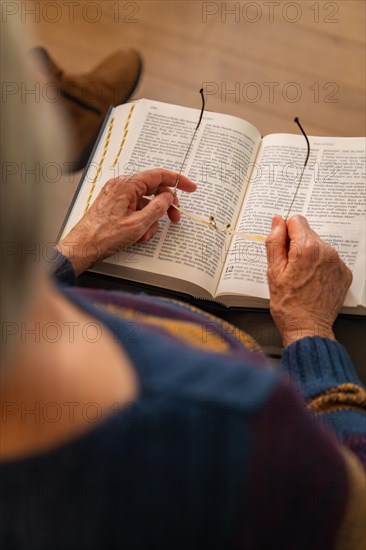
[171,90,310,241]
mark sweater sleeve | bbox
[49,251,76,285]
[280,337,366,468]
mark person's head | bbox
[1,19,67,363]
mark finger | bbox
[167,206,180,224]
[266,215,288,274]
[171,174,197,193]
[287,214,320,243]
[287,214,324,262]
[138,220,159,243]
[167,195,181,223]
[139,193,181,223]
[131,190,174,233]
[127,168,197,195]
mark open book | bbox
[60,99,366,314]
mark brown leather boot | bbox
[30,47,142,171]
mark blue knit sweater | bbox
[0,254,364,549]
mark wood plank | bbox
[202,15,365,91]
[24,0,365,136]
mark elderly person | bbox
[1,20,365,550]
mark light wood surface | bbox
[23,0,365,137]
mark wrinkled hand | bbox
[266,215,353,347]
[58,169,196,276]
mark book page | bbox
[100,99,261,295]
[217,135,366,308]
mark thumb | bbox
[266,215,288,273]
[134,191,174,232]
[287,214,310,243]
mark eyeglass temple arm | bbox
[174,88,206,197]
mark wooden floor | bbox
[24,0,365,138]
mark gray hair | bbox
[1,19,68,362]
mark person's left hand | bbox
[57,169,197,276]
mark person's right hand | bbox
[266,215,353,347]
[57,169,196,276]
